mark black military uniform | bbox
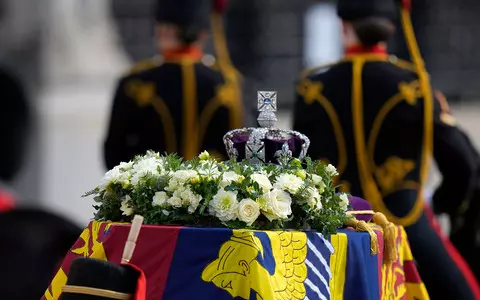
[0,208,82,300]
[0,66,29,183]
[293,0,480,298]
[104,0,243,170]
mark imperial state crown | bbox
[223,91,310,164]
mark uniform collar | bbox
[163,46,204,62]
[344,44,388,60]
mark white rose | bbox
[261,189,292,221]
[238,199,260,226]
[168,196,183,208]
[251,173,273,193]
[339,193,349,211]
[209,189,239,222]
[220,171,243,188]
[274,173,304,194]
[120,196,134,216]
[152,191,168,207]
[326,164,339,176]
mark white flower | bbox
[311,174,326,194]
[118,161,134,171]
[339,193,349,211]
[251,173,273,193]
[168,186,203,213]
[209,189,239,222]
[311,174,323,185]
[274,173,304,194]
[182,187,203,213]
[326,164,339,176]
[152,191,168,207]
[120,196,134,216]
[100,167,121,189]
[220,171,244,188]
[162,210,170,216]
[168,196,183,208]
[197,165,221,179]
[238,199,260,226]
[260,189,292,221]
[199,151,210,160]
[100,164,133,189]
[130,157,163,185]
[305,187,323,211]
[166,170,199,191]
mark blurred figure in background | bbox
[104,0,243,169]
[0,66,29,210]
[0,209,82,299]
[0,51,81,300]
[293,0,480,298]
[0,68,82,299]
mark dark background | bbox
[109,0,480,110]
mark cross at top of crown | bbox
[257,91,278,128]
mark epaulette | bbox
[123,57,162,77]
[298,60,342,80]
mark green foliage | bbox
[85,151,349,235]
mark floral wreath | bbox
[85,151,350,235]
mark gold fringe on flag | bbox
[373,212,398,264]
[345,216,379,255]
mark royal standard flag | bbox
[44,222,428,300]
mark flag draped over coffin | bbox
[43,222,428,300]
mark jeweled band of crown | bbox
[223,91,311,164]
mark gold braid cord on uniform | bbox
[400,2,434,219]
[62,285,131,300]
[181,61,199,160]
[351,55,425,227]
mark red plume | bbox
[213,0,228,13]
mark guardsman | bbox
[293,0,480,298]
[104,0,243,170]
[0,66,30,211]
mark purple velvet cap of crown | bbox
[231,134,305,163]
[348,195,373,222]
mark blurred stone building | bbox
[2,0,480,224]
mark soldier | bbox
[0,67,82,300]
[0,66,29,211]
[104,0,243,170]
[293,0,480,298]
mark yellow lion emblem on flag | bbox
[202,230,308,300]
